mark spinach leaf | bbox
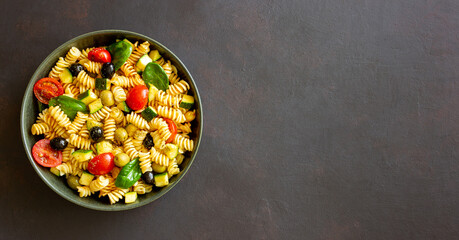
[142,62,169,91]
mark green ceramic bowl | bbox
[20,30,202,211]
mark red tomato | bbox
[33,78,64,104]
[32,139,63,167]
[88,48,111,63]
[88,153,115,175]
[164,118,177,143]
[126,85,149,110]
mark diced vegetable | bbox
[95,78,111,90]
[135,54,152,73]
[179,95,194,110]
[86,119,103,130]
[88,99,103,114]
[148,50,161,61]
[59,68,73,84]
[78,89,98,105]
[72,150,94,162]
[79,172,94,186]
[125,192,138,203]
[96,141,113,155]
[141,106,158,122]
[154,172,169,187]
[163,143,179,159]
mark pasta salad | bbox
[30,39,196,204]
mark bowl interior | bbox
[21,30,202,211]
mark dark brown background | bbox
[1,0,459,239]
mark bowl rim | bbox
[20,29,203,211]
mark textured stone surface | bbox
[1,0,459,239]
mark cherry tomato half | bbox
[88,48,111,63]
[33,78,64,104]
[88,153,115,175]
[32,139,63,167]
[126,85,149,110]
[164,118,177,143]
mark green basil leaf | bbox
[48,95,88,120]
[115,157,142,189]
[142,62,169,91]
[108,41,133,71]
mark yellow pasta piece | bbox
[173,134,194,151]
[31,122,50,135]
[75,70,95,89]
[126,113,150,130]
[166,80,190,96]
[68,112,88,134]
[123,137,139,159]
[103,117,116,140]
[157,105,186,123]
[77,186,92,197]
[155,90,181,107]
[48,106,71,129]
[89,175,110,193]
[150,147,169,166]
[69,134,91,150]
[138,151,152,173]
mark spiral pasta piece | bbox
[111,74,134,88]
[31,122,50,135]
[155,57,165,66]
[48,106,71,129]
[167,158,180,177]
[79,124,90,138]
[89,106,111,121]
[133,130,148,151]
[75,70,95,89]
[174,134,194,151]
[185,110,196,122]
[78,47,94,61]
[56,162,73,175]
[133,180,152,195]
[63,83,80,97]
[99,178,117,197]
[49,57,71,79]
[156,90,181,107]
[77,186,92,197]
[69,134,91,150]
[168,73,181,85]
[166,80,190,96]
[138,151,152,173]
[151,131,166,150]
[81,59,102,74]
[157,105,186,123]
[72,160,88,171]
[150,147,169,166]
[62,145,75,163]
[123,137,139,159]
[64,47,81,64]
[126,41,150,65]
[68,112,88,134]
[129,75,144,86]
[89,175,110,193]
[126,113,150,130]
[162,60,173,78]
[111,86,127,102]
[177,122,192,134]
[110,106,125,124]
[103,117,116,140]
[120,63,138,77]
[107,188,129,204]
[111,167,121,179]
